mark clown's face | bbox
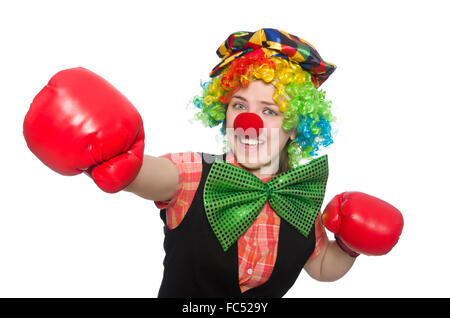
[225,80,296,177]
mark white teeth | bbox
[239,137,265,145]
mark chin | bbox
[234,150,281,172]
[238,160,264,170]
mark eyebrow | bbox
[231,95,277,107]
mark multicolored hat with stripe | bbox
[210,28,336,88]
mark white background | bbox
[1,0,449,297]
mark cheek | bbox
[265,119,290,147]
[264,118,284,136]
[225,108,236,129]
[263,115,284,128]
[279,129,291,144]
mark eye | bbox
[233,103,246,110]
[263,108,278,116]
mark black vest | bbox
[158,153,316,298]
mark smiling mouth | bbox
[238,136,266,146]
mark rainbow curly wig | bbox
[192,29,336,168]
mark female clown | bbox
[23,28,404,298]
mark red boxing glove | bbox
[23,67,145,193]
[322,192,404,256]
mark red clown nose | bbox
[233,113,264,137]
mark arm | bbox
[123,154,179,202]
[304,237,356,282]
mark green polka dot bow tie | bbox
[203,155,329,251]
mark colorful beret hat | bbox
[210,28,336,88]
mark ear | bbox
[289,130,297,141]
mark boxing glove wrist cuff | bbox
[334,235,360,258]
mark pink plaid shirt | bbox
[154,151,326,293]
